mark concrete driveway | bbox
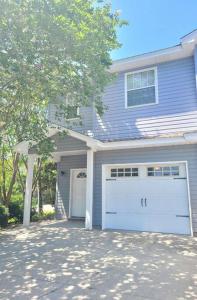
[0,221,197,300]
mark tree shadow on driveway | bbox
[0,220,197,300]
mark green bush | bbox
[31,211,55,222]
[8,201,23,223]
[0,205,9,228]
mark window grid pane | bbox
[127,69,156,108]
[127,69,155,91]
[147,166,180,177]
[127,86,156,107]
[110,168,138,178]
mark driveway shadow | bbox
[0,220,197,300]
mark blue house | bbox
[16,30,197,235]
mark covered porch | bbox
[15,128,98,230]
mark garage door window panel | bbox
[110,168,139,178]
[147,166,180,177]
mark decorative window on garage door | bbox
[111,168,138,177]
[147,166,179,177]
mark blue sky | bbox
[111,0,197,60]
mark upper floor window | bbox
[125,67,158,108]
[65,98,80,120]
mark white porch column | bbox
[85,149,94,230]
[23,154,37,226]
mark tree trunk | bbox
[1,145,7,206]
[6,152,20,205]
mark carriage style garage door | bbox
[103,162,191,235]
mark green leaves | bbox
[0,0,126,155]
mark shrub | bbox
[8,201,23,223]
[0,205,9,228]
[31,211,55,222]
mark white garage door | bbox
[103,163,191,235]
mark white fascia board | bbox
[97,133,197,151]
[181,30,197,45]
[15,131,197,155]
[110,44,194,73]
[49,123,103,149]
[14,125,102,155]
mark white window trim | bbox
[125,66,159,109]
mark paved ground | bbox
[0,220,197,300]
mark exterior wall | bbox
[51,134,87,152]
[56,155,87,218]
[29,134,87,154]
[47,104,94,136]
[93,144,197,233]
[93,57,197,141]
[48,56,197,142]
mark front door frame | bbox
[69,168,87,218]
[102,160,193,236]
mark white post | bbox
[23,154,37,226]
[85,149,94,230]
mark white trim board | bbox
[102,160,193,236]
[15,126,197,156]
[110,30,197,73]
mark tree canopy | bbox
[0,0,126,208]
[0,0,126,145]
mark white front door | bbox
[103,163,191,235]
[70,169,87,217]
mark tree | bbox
[0,0,126,206]
[0,0,126,143]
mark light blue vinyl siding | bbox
[56,155,87,218]
[48,56,197,142]
[29,133,87,154]
[93,145,197,232]
[50,134,87,152]
[93,57,197,141]
[47,104,94,136]
[56,144,197,233]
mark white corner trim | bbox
[185,161,194,236]
[68,169,73,219]
[85,149,94,230]
[101,164,106,230]
[23,154,37,226]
